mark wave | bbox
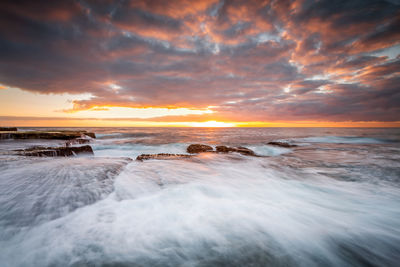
[1,128,399,266]
[92,143,293,158]
[293,136,390,144]
[96,132,160,139]
[1,156,399,266]
[0,157,131,232]
[248,145,292,156]
[92,143,189,158]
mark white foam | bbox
[92,143,188,158]
[1,156,399,266]
[249,145,292,156]
[294,136,387,144]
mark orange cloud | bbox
[0,0,399,124]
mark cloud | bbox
[0,0,399,122]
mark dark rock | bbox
[0,127,17,131]
[16,145,94,157]
[187,144,213,153]
[216,145,255,156]
[216,146,236,153]
[83,132,96,138]
[71,138,91,144]
[136,153,193,161]
[136,145,259,161]
[267,141,297,148]
[0,131,96,140]
[236,146,255,156]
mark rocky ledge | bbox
[69,138,92,144]
[216,145,255,156]
[187,144,256,156]
[187,144,213,153]
[267,141,297,148]
[137,144,258,161]
[136,153,193,161]
[0,130,96,140]
[15,145,94,157]
[0,127,18,131]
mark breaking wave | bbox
[1,127,400,266]
[1,154,400,266]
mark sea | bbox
[0,127,399,267]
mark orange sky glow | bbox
[0,1,399,127]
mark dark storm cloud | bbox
[0,0,399,122]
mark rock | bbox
[0,131,96,140]
[70,138,91,144]
[136,145,258,161]
[136,153,192,161]
[0,127,17,131]
[235,146,256,156]
[83,132,96,138]
[215,146,236,153]
[216,145,255,156]
[16,145,94,157]
[187,144,213,153]
[267,141,297,148]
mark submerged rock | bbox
[267,141,297,148]
[136,153,192,161]
[0,127,17,131]
[216,145,255,156]
[16,145,94,157]
[187,144,213,153]
[0,130,96,140]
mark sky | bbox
[0,0,399,127]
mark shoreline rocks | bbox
[0,130,96,140]
[15,145,94,157]
[186,144,256,156]
[0,127,18,131]
[187,144,213,153]
[216,145,255,156]
[267,141,297,148]
[136,153,193,161]
[0,129,96,157]
[137,144,259,161]
[69,138,92,145]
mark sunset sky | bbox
[0,0,399,127]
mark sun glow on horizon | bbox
[185,121,236,127]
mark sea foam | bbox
[1,154,399,266]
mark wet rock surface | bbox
[15,145,94,157]
[235,146,256,156]
[267,141,297,148]
[137,144,259,161]
[136,153,193,161]
[0,130,96,140]
[69,138,92,145]
[0,127,18,131]
[215,146,236,153]
[216,145,256,156]
[187,144,213,153]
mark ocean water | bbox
[0,127,400,267]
